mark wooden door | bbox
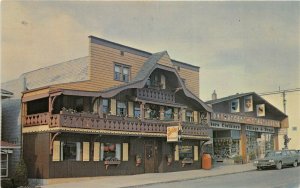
[144,141,155,173]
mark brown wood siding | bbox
[178,67,200,97]
[89,43,147,89]
[43,41,200,96]
[157,54,174,68]
[23,133,50,178]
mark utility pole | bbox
[259,87,300,149]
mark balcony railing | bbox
[23,112,209,137]
[137,88,175,103]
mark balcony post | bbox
[140,102,145,120]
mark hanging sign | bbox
[167,125,179,142]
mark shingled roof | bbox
[206,92,254,104]
[2,57,89,98]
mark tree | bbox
[13,158,28,187]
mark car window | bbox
[290,150,296,154]
[275,152,282,157]
[282,151,287,156]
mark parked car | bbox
[254,150,298,170]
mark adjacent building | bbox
[206,92,288,163]
[1,89,21,178]
[18,36,212,179]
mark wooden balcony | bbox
[23,112,209,137]
[137,88,175,103]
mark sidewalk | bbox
[42,163,256,188]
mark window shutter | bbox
[100,143,104,161]
[93,142,100,161]
[52,141,60,161]
[193,111,198,123]
[76,142,81,161]
[116,144,121,160]
[122,143,129,161]
[83,142,90,161]
[174,145,179,161]
[110,99,116,115]
[174,108,178,120]
[194,146,198,161]
[128,102,134,117]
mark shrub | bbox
[13,158,28,187]
[233,155,243,164]
[1,179,14,188]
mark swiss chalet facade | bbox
[21,36,212,178]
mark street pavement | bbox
[144,165,300,188]
[41,163,256,188]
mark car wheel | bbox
[257,167,261,170]
[276,162,282,170]
[293,161,298,167]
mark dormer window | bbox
[114,63,130,82]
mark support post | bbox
[240,125,247,164]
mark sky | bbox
[1,1,299,148]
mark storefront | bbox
[206,92,288,163]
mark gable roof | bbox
[2,57,89,98]
[24,56,89,90]
[206,92,287,118]
[99,51,212,112]
[206,92,254,105]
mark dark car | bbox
[254,150,298,170]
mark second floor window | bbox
[186,111,194,122]
[117,101,127,116]
[102,99,109,114]
[164,107,173,120]
[134,103,140,118]
[114,64,130,82]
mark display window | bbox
[179,146,193,160]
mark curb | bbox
[121,168,256,188]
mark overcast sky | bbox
[1,1,299,101]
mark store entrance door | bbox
[144,140,156,173]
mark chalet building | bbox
[206,92,288,163]
[19,36,212,179]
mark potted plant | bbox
[233,155,243,164]
[136,154,142,166]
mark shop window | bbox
[102,99,109,114]
[179,146,193,160]
[117,101,127,116]
[1,153,8,177]
[134,103,140,118]
[61,142,81,161]
[101,143,121,161]
[164,107,173,120]
[114,64,130,82]
[186,111,194,122]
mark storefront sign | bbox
[210,121,241,130]
[246,125,275,133]
[211,112,280,127]
[167,126,179,142]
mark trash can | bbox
[202,153,212,170]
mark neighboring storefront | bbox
[206,92,288,163]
